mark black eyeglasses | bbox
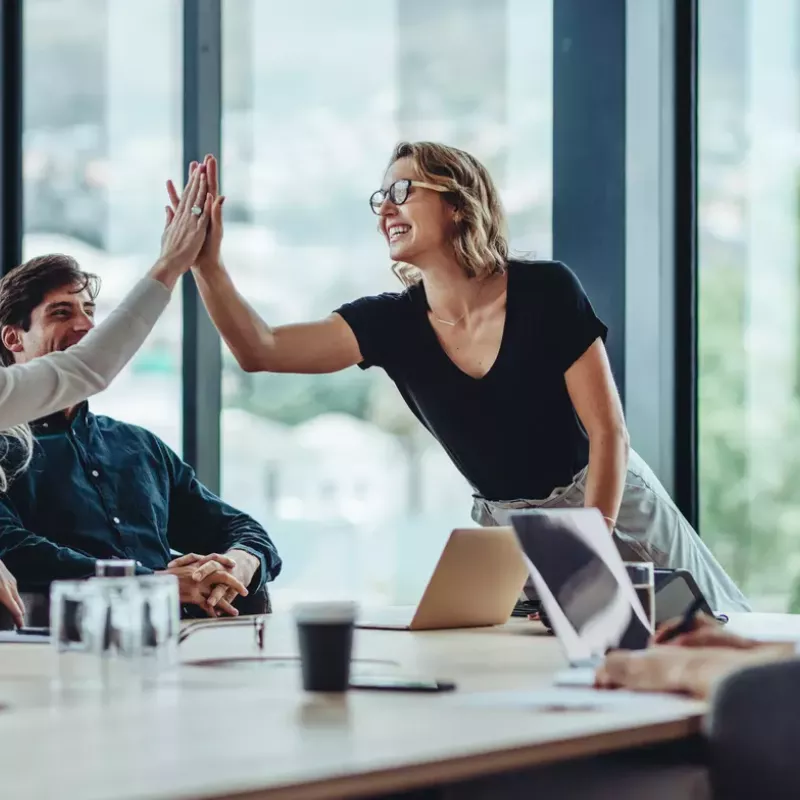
[369,179,449,214]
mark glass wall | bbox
[220,0,553,607]
[698,0,800,610]
[22,0,183,450]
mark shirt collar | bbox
[31,401,91,433]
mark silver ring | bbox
[190,205,202,216]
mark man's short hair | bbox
[0,254,100,365]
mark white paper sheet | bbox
[459,687,680,711]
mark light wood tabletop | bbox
[0,610,709,800]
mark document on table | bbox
[0,631,50,644]
[458,687,683,711]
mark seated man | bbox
[0,255,282,617]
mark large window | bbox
[22,0,183,450]
[698,0,800,610]
[220,0,553,607]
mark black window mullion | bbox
[674,0,699,529]
[182,0,222,491]
[0,0,22,276]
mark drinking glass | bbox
[50,578,144,692]
[95,559,137,577]
[624,562,655,631]
[136,574,180,679]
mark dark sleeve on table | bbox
[0,497,101,586]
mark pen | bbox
[659,596,706,643]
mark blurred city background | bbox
[21,0,800,610]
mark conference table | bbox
[0,609,794,800]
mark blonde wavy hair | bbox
[0,424,32,493]
[387,142,509,287]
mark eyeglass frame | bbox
[369,179,450,214]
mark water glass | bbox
[50,578,144,692]
[137,574,180,678]
[624,562,655,631]
[95,559,137,577]
[90,578,146,658]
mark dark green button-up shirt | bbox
[0,403,282,592]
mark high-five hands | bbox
[166,155,224,272]
[148,162,213,290]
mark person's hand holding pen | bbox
[654,603,756,650]
[595,598,796,698]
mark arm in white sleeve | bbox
[0,277,170,429]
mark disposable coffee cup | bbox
[294,602,357,692]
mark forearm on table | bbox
[1,533,99,584]
[224,536,279,590]
[681,646,796,699]
[583,426,630,529]
[226,547,261,582]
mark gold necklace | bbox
[430,274,495,327]
[432,311,466,327]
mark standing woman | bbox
[0,163,213,626]
[172,146,748,613]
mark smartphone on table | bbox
[349,675,456,692]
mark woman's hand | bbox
[149,163,212,290]
[0,560,24,628]
[166,154,224,272]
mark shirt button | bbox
[91,470,99,478]
[113,516,120,525]
[42,423,48,428]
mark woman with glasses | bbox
[172,144,748,614]
[0,165,211,627]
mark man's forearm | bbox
[192,264,275,372]
[1,533,98,585]
[680,646,795,699]
[226,548,261,589]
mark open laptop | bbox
[357,527,529,631]
[509,508,652,686]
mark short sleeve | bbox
[546,262,608,372]
[334,292,409,370]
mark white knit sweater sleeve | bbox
[0,277,170,429]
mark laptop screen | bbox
[510,509,651,662]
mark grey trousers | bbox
[471,448,750,614]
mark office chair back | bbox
[707,658,800,799]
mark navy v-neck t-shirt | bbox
[334,260,608,502]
